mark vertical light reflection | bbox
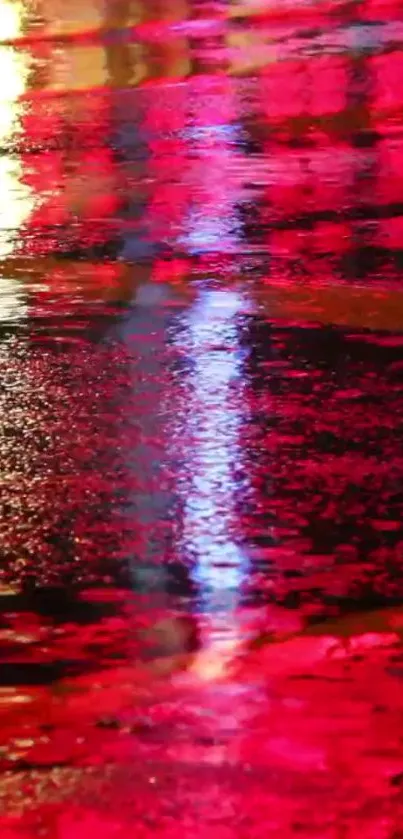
[0,1,33,274]
[176,77,242,256]
[175,288,249,654]
[0,50,28,144]
[0,156,33,260]
[0,0,24,40]
[0,275,27,321]
[178,122,242,254]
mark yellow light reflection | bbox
[0,157,33,260]
[0,46,29,144]
[0,275,28,320]
[0,0,24,40]
[228,30,275,76]
[48,43,107,91]
[41,0,102,35]
[0,2,33,273]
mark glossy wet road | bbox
[1,1,403,836]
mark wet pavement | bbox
[1,0,403,836]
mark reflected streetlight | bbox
[174,288,250,661]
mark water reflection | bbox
[0,0,23,40]
[0,275,27,320]
[0,0,401,604]
[0,0,402,279]
[178,82,243,254]
[175,289,249,619]
[0,4,33,259]
[0,157,33,259]
[0,1,403,825]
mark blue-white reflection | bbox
[174,288,249,618]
